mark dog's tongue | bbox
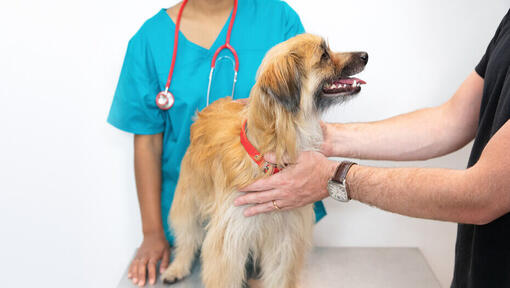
[335,77,366,85]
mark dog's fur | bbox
[161,34,367,288]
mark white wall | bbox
[0,0,507,287]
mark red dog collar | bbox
[240,120,281,175]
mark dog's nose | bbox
[360,52,369,64]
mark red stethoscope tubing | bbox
[211,0,239,71]
[164,0,189,92]
[157,0,239,110]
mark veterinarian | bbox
[235,9,510,288]
[108,0,326,286]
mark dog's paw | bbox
[161,264,190,284]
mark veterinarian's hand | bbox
[128,232,171,286]
[235,151,338,216]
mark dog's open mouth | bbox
[322,77,366,96]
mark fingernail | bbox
[234,200,240,206]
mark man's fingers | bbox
[239,178,273,192]
[148,258,157,285]
[234,190,281,206]
[137,257,148,286]
[160,249,170,274]
[244,201,277,217]
[264,152,294,165]
[234,98,250,105]
[263,152,277,163]
[239,174,284,192]
[319,121,328,131]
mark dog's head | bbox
[248,34,368,162]
[255,33,368,115]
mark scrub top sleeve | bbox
[107,35,165,135]
[281,2,305,40]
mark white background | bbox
[0,0,508,287]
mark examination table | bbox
[117,247,440,288]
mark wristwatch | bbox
[327,161,357,202]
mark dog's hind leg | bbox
[258,237,305,288]
[161,158,205,284]
[259,209,314,288]
[201,207,251,288]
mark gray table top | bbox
[117,247,440,288]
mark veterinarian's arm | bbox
[237,119,510,224]
[130,134,170,287]
[321,71,484,160]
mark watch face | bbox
[327,180,349,202]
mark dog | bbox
[161,33,368,288]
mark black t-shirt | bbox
[451,9,510,288]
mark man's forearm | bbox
[346,164,488,225]
[342,119,510,225]
[134,134,164,235]
[324,107,447,160]
[323,71,483,161]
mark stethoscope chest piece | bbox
[156,90,175,110]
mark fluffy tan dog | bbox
[161,34,368,288]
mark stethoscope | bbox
[156,0,239,110]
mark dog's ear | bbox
[259,52,303,113]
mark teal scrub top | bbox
[108,0,326,244]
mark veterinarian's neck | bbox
[187,0,234,15]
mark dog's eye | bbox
[321,52,330,62]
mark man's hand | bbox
[235,151,338,216]
[128,232,170,286]
[234,97,250,105]
[319,121,336,157]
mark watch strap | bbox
[332,161,357,184]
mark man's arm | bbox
[322,71,484,160]
[235,71,492,220]
[236,120,510,224]
[347,119,510,225]
[129,134,170,287]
